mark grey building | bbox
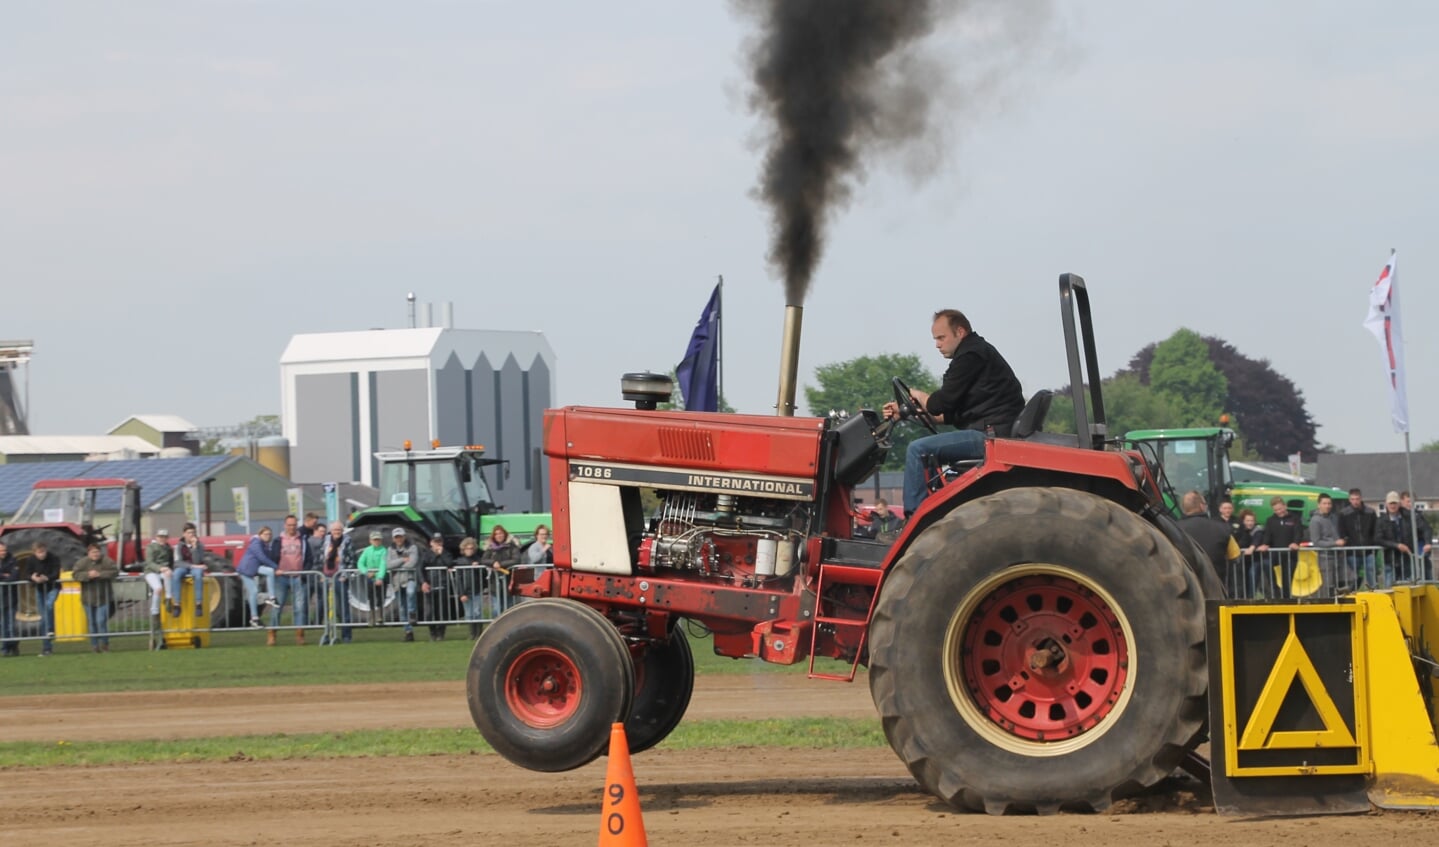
[280,328,555,513]
[1316,452,1439,508]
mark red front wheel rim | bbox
[506,647,583,728]
[960,573,1129,743]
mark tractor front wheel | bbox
[868,487,1207,814]
[467,598,635,772]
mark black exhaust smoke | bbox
[736,0,954,306]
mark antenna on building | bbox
[441,302,454,329]
[421,302,433,328]
[406,292,416,328]
[0,339,33,435]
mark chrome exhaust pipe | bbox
[775,305,803,416]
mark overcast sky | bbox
[4,1,1437,455]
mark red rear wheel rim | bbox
[960,573,1129,742]
[506,647,582,728]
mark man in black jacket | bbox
[1178,491,1239,587]
[1376,490,1429,584]
[1338,488,1378,588]
[1257,497,1304,598]
[883,309,1025,516]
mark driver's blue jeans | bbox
[903,429,987,516]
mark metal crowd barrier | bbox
[1221,544,1435,600]
[0,562,549,651]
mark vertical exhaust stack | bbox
[775,305,803,416]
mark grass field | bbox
[0,623,875,768]
[0,719,886,768]
[0,623,845,697]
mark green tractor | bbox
[1123,426,1345,525]
[346,444,551,550]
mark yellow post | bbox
[1357,590,1439,809]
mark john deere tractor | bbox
[1123,426,1345,524]
[346,444,550,550]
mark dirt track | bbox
[3,675,1433,846]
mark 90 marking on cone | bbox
[606,783,627,836]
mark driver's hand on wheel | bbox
[908,388,931,407]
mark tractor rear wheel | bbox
[625,627,695,755]
[467,598,635,772]
[868,487,1207,814]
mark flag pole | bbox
[716,274,724,412]
[1404,431,1421,572]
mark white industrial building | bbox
[279,327,556,513]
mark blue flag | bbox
[676,283,721,412]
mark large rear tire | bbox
[625,627,695,755]
[467,598,635,772]
[868,487,1208,814]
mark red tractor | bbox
[466,276,1222,813]
[0,478,251,629]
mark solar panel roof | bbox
[0,455,232,515]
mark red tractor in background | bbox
[0,478,250,629]
[466,276,1223,814]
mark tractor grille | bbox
[657,427,716,463]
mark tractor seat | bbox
[1010,389,1082,447]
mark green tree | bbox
[659,369,735,413]
[1148,329,1228,426]
[805,353,939,469]
[1045,374,1185,439]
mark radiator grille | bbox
[657,427,715,462]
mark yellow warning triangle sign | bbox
[1239,622,1357,750]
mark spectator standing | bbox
[355,530,389,627]
[314,522,349,646]
[483,526,522,613]
[1400,492,1434,581]
[71,543,119,653]
[1234,509,1265,599]
[419,534,452,641]
[453,536,485,639]
[520,525,554,566]
[270,515,313,645]
[25,541,62,656]
[166,524,207,619]
[236,527,280,630]
[868,499,905,541]
[388,528,420,641]
[1178,490,1240,587]
[1218,500,1240,534]
[1308,493,1348,591]
[0,541,18,656]
[1338,488,1378,589]
[1369,491,1427,583]
[141,528,174,628]
[1257,497,1304,598]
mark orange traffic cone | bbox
[598,722,647,846]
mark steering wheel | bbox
[891,377,939,435]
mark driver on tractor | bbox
[882,308,1024,516]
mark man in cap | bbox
[142,528,174,628]
[387,527,421,642]
[355,530,389,626]
[1377,491,1426,585]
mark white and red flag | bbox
[1363,249,1408,433]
